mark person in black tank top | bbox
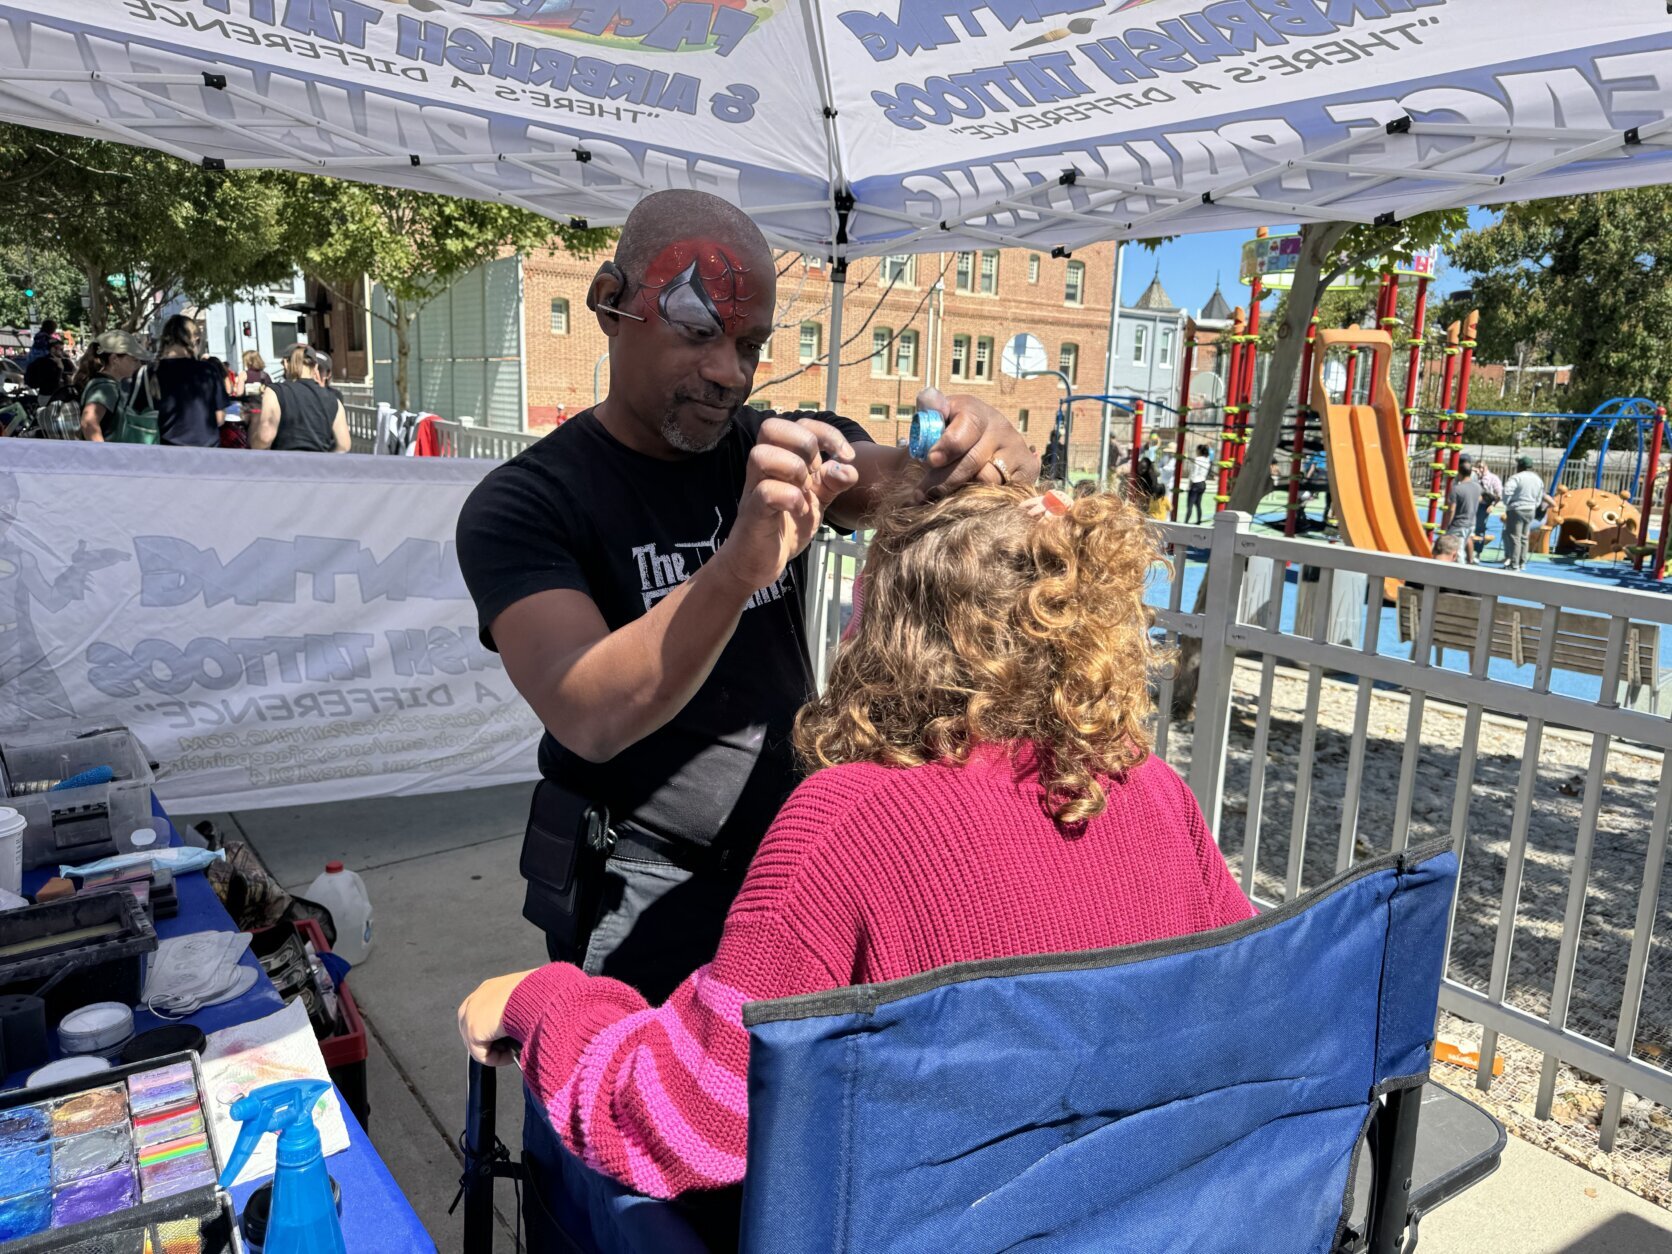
[251,344,349,453]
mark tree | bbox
[0,125,302,332]
[0,244,83,330]
[1438,189,1672,412]
[287,180,613,411]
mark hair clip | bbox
[1022,489,1073,518]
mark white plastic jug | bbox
[304,862,373,966]
[0,807,23,895]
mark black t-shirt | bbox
[24,354,66,395]
[456,407,871,853]
[155,357,223,447]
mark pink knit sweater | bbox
[502,746,1252,1199]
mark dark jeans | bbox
[543,852,747,1006]
[1186,482,1206,524]
[522,1084,741,1253]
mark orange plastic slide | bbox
[1313,326,1432,594]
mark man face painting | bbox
[611,235,775,456]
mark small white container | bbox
[305,861,373,966]
[0,807,25,895]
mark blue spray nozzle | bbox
[220,1080,344,1254]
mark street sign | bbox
[1000,332,1048,378]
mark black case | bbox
[518,780,608,951]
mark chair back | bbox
[740,842,1458,1254]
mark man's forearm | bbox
[507,560,759,764]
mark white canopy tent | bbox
[3,0,1670,411]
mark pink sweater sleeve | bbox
[1152,757,1256,926]
[499,795,852,1198]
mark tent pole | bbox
[1099,241,1127,492]
[824,263,846,414]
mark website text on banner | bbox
[0,3,1667,252]
[1,442,542,813]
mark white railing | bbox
[803,513,1672,1151]
[343,404,541,460]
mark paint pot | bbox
[241,1176,343,1254]
[57,1002,135,1056]
[25,1056,111,1089]
[908,408,943,462]
[121,1024,207,1066]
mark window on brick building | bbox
[549,298,569,335]
[1159,327,1174,368]
[872,327,892,377]
[1064,261,1085,305]
[881,255,916,286]
[1017,407,1030,432]
[799,322,820,363]
[1028,254,1040,284]
[869,404,889,420]
[951,334,970,379]
[798,400,818,410]
[1133,325,1147,365]
[895,329,918,377]
[979,251,998,295]
[1059,342,1079,385]
[955,252,974,293]
[974,335,993,380]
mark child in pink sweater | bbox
[460,483,1252,1200]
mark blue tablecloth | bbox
[9,803,434,1252]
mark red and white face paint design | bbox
[639,239,759,336]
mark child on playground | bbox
[459,481,1252,1210]
[1187,442,1212,523]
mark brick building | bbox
[521,240,1196,473]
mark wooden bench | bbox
[1395,586,1663,713]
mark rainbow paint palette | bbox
[0,1052,230,1252]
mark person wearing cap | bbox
[71,331,146,443]
[250,344,350,453]
[1501,454,1554,571]
[23,333,70,395]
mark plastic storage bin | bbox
[0,725,158,872]
[294,918,369,1131]
[0,891,158,1024]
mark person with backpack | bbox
[74,331,150,443]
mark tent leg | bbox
[824,266,846,415]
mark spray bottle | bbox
[218,1080,347,1254]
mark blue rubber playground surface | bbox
[1146,513,1671,710]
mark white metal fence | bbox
[343,404,541,460]
[803,514,1672,1154]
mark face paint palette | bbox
[0,1051,230,1252]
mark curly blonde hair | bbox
[794,481,1167,827]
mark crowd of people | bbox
[9,316,350,452]
[1440,451,1555,570]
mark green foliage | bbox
[287,179,613,315]
[1442,189,1672,411]
[0,245,83,329]
[0,124,302,331]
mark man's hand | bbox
[458,969,539,1066]
[713,417,857,592]
[917,389,1040,500]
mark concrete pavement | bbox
[180,785,1672,1252]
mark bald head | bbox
[615,190,769,283]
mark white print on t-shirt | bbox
[632,508,786,611]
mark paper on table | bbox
[201,998,349,1186]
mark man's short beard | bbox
[661,409,731,453]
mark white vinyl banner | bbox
[0,442,542,813]
[0,2,1667,254]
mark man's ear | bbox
[587,261,640,336]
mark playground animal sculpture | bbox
[1547,487,1641,561]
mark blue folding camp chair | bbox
[460,840,1502,1253]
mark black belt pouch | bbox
[519,779,608,948]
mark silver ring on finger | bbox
[993,456,1010,484]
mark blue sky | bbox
[1125,207,1496,315]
